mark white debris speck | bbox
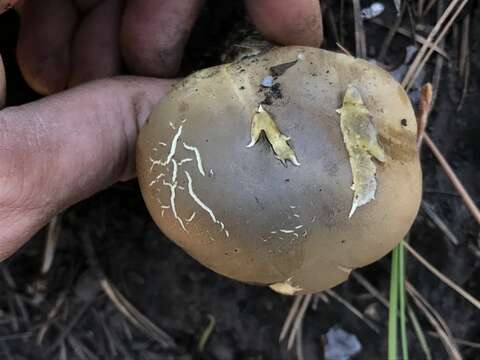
[261,75,274,87]
[324,326,362,360]
[361,2,385,19]
[297,52,305,60]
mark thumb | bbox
[0,76,175,261]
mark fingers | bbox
[244,0,323,47]
[0,0,18,14]
[69,0,123,87]
[121,0,204,77]
[0,76,175,261]
[0,54,5,108]
[16,0,78,95]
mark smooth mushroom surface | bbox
[137,46,422,294]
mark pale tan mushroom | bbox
[137,46,421,294]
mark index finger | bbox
[244,0,323,47]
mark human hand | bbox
[0,0,323,261]
[4,0,323,95]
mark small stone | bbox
[324,326,362,360]
[261,75,274,88]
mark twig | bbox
[404,242,480,310]
[46,301,93,354]
[418,0,425,17]
[67,336,90,360]
[402,0,468,91]
[352,0,367,58]
[428,332,480,349]
[82,233,176,348]
[406,282,461,360]
[336,42,353,57]
[59,341,67,360]
[423,0,440,16]
[326,6,340,45]
[339,0,346,44]
[41,214,62,274]
[371,18,449,59]
[37,292,67,345]
[1,266,29,331]
[456,56,470,112]
[458,14,470,78]
[279,295,302,342]
[431,1,445,109]
[376,3,406,62]
[423,134,480,223]
[94,310,118,358]
[350,271,389,308]
[417,83,433,148]
[325,289,380,333]
[287,294,312,350]
[421,201,459,245]
[295,317,305,360]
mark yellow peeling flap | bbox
[247,105,300,166]
[336,85,386,218]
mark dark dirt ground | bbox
[0,1,479,359]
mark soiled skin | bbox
[0,1,323,262]
[138,47,422,294]
[0,54,5,108]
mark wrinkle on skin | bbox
[0,76,175,261]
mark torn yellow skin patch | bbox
[247,105,300,166]
[336,85,386,218]
[269,277,303,295]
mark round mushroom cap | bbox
[137,46,422,294]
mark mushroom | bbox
[137,46,421,295]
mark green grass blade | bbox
[399,241,409,359]
[407,305,432,360]
[388,246,400,359]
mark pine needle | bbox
[388,246,399,359]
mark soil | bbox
[0,1,479,359]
